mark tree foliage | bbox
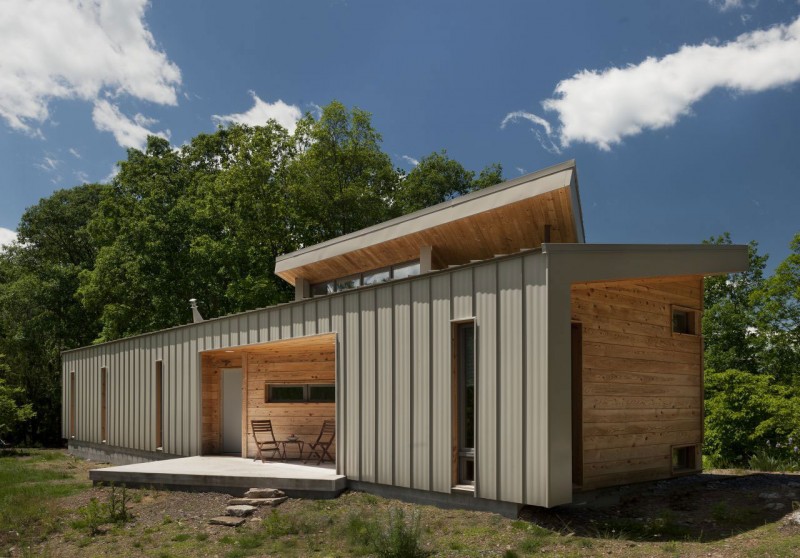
[703,232,800,466]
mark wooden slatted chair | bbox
[305,420,335,465]
[251,419,281,462]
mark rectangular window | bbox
[308,385,336,402]
[69,371,76,438]
[672,306,698,335]
[311,281,334,297]
[363,268,391,285]
[100,367,107,443]
[266,383,335,403]
[392,261,420,280]
[269,385,306,402]
[335,274,361,292]
[455,322,475,485]
[155,361,163,450]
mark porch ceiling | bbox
[202,333,335,358]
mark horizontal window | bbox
[310,260,420,297]
[266,383,335,403]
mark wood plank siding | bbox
[571,277,704,491]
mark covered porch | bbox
[200,333,337,464]
[90,455,346,497]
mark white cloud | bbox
[0,227,17,249]
[500,111,553,136]
[0,0,180,144]
[74,170,90,183]
[36,156,60,172]
[401,155,419,167]
[92,99,169,150]
[213,92,302,133]
[68,148,81,159]
[506,15,800,151]
[709,0,747,12]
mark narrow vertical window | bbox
[69,372,76,438]
[100,367,107,443]
[456,322,475,485]
[155,361,163,450]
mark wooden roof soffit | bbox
[275,160,584,286]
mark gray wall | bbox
[64,250,562,507]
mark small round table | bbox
[280,439,305,460]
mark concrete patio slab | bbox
[89,456,346,498]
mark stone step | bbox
[209,516,245,527]
[226,504,258,517]
[244,488,286,499]
[228,497,288,507]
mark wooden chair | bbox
[251,419,281,462]
[305,420,335,465]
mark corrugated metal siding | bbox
[63,251,552,507]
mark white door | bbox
[221,368,242,454]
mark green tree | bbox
[0,184,105,443]
[702,233,768,375]
[394,151,503,214]
[288,101,399,245]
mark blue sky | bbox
[1,0,798,270]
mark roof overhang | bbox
[275,160,584,286]
[544,243,750,284]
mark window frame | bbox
[266,382,335,403]
[671,305,700,336]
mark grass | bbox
[3,449,800,557]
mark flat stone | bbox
[226,505,257,517]
[209,516,245,527]
[764,502,786,511]
[228,497,288,507]
[244,488,285,499]
[759,492,781,499]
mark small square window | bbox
[308,385,336,402]
[672,445,698,473]
[363,268,391,285]
[672,307,697,335]
[311,282,334,297]
[392,261,420,280]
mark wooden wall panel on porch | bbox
[571,276,703,491]
[201,353,242,455]
[244,335,336,460]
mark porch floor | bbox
[89,456,346,498]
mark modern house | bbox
[63,160,748,511]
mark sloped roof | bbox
[275,159,584,285]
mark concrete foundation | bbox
[68,440,180,465]
[348,481,523,519]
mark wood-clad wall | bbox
[244,337,335,459]
[571,276,704,490]
[200,353,241,454]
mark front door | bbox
[221,368,242,455]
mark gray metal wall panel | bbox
[411,279,431,491]
[344,293,361,479]
[330,297,345,475]
[63,250,557,507]
[430,274,451,493]
[304,303,317,336]
[475,263,498,500]
[452,268,473,320]
[499,258,524,502]
[393,282,411,488]
[359,290,376,483]
[524,253,548,505]
[376,285,394,485]
[280,307,292,339]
